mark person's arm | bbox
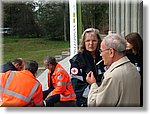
[32,83,44,106]
[70,60,87,95]
[46,72,67,98]
[86,71,98,106]
[87,74,119,107]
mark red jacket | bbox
[47,63,76,101]
[0,70,43,107]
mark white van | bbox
[0,28,13,35]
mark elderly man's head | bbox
[100,34,127,66]
[43,56,57,73]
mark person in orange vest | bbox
[0,60,44,107]
[43,56,76,107]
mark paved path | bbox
[37,56,71,91]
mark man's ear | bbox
[109,48,115,58]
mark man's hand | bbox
[43,100,47,106]
[86,71,96,84]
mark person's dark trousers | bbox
[76,97,87,107]
[45,94,60,107]
[54,100,77,107]
[43,87,54,100]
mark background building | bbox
[109,0,143,38]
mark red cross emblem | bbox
[71,67,78,75]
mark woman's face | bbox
[126,41,133,50]
[84,32,98,52]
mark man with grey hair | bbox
[86,34,141,107]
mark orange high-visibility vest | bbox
[0,70,43,107]
[47,63,76,101]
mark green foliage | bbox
[36,1,69,40]
[81,2,109,33]
[3,36,69,67]
[3,2,42,37]
[3,1,109,40]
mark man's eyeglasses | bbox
[99,48,110,53]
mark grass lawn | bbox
[2,36,70,67]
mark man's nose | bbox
[89,41,93,44]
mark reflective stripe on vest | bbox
[70,74,84,81]
[3,71,39,103]
[28,81,39,100]
[57,82,71,86]
[5,71,15,89]
[56,67,63,72]
[60,93,76,99]
[3,88,31,102]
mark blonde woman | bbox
[69,28,105,107]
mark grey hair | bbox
[43,56,57,66]
[79,28,102,52]
[103,34,127,53]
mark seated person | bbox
[43,56,76,107]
